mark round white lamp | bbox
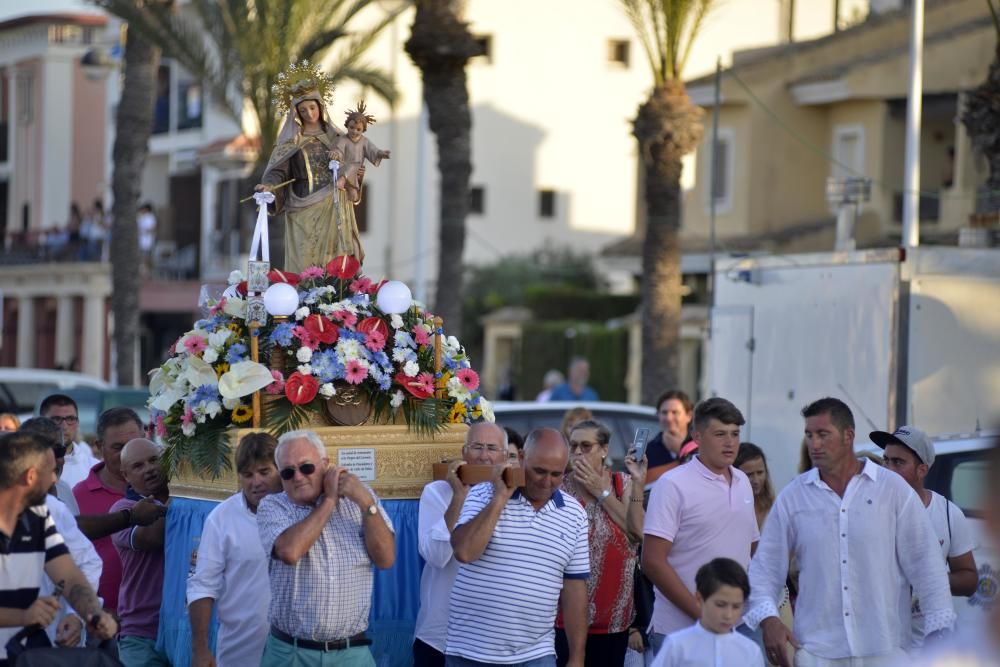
[376,280,412,314]
[263,282,299,317]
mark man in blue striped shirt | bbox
[447,427,590,667]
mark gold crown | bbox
[345,100,377,128]
[271,60,336,116]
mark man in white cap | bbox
[872,425,978,648]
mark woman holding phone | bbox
[555,419,647,666]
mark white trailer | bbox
[707,246,1000,490]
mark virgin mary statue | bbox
[256,61,364,272]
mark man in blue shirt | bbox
[549,358,600,402]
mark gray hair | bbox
[463,421,508,450]
[275,430,327,465]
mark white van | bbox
[0,368,109,418]
[921,432,999,626]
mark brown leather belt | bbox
[270,626,371,652]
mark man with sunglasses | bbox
[257,430,395,667]
[413,422,509,666]
[39,394,98,490]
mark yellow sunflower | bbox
[227,322,243,335]
[231,405,253,424]
[215,362,230,378]
[447,401,467,423]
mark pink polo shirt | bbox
[72,463,125,613]
[643,456,759,635]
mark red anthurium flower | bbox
[394,371,435,400]
[357,316,389,340]
[267,269,300,285]
[285,372,319,405]
[326,255,361,280]
[237,280,248,296]
[303,314,339,344]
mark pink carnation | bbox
[183,336,207,355]
[209,297,227,316]
[293,326,319,350]
[456,368,480,391]
[364,330,386,352]
[181,406,194,427]
[413,324,430,346]
[345,360,369,384]
[349,276,374,294]
[155,414,167,438]
[300,266,325,279]
[265,370,286,395]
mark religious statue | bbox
[330,101,391,205]
[255,61,373,272]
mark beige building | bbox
[680,0,994,253]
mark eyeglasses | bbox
[279,462,317,480]
[466,443,503,454]
[568,441,600,454]
[48,416,78,425]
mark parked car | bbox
[34,386,151,438]
[0,368,109,420]
[492,400,658,468]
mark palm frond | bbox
[162,426,232,480]
[617,0,717,83]
[266,397,313,437]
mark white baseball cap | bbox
[870,425,935,467]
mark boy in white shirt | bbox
[652,558,764,667]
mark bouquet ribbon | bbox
[250,191,275,262]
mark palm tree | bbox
[405,0,482,334]
[620,0,715,404]
[108,21,159,386]
[962,0,1000,213]
[94,0,402,174]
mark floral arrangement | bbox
[148,255,493,478]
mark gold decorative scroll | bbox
[171,423,468,501]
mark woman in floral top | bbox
[556,420,647,666]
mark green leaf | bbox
[266,397,313,437]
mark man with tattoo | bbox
[0,431,118,667]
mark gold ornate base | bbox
[171,424,467,501]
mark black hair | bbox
[96,407,143,441]
[801,397,855,433]
[504,427,524,452]
[693,397,745,432]
[0,431,50,488]
[235,432,278,474]
[39,393,78,416]
[695,557,751,600]
[19,417,63,448]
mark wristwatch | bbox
[598,489,612,503]
[364,503,379,516]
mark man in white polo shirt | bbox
[446,427,589,667]
[873,424,978,648]
[642,397,759,654]
[414,422,510,666]
[188,432,283,667]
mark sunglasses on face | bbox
[279,462,317,480]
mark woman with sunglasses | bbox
[555,419,647,667]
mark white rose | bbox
[390,314,404,329]
[390,390,404,408]
[403,360,420,377]
[319,383,336,398]
[298,363,312,375]
[296,347,313,362]
[294,306,310,321]
[202,348,219,364]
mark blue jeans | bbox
[118,635,171,667]
[260,634,375,667]
[445,654,556,667]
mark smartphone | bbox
[631,427,651,461]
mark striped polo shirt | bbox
[446,484,590,664]
[0,504,69,659]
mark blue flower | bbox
[373,351,390,367]
[310,349,343,383]
[377,372,391,391]
[269,323,295,346]
[226,343,248,364]
[394,331,416,349]
[191,384,217,406]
